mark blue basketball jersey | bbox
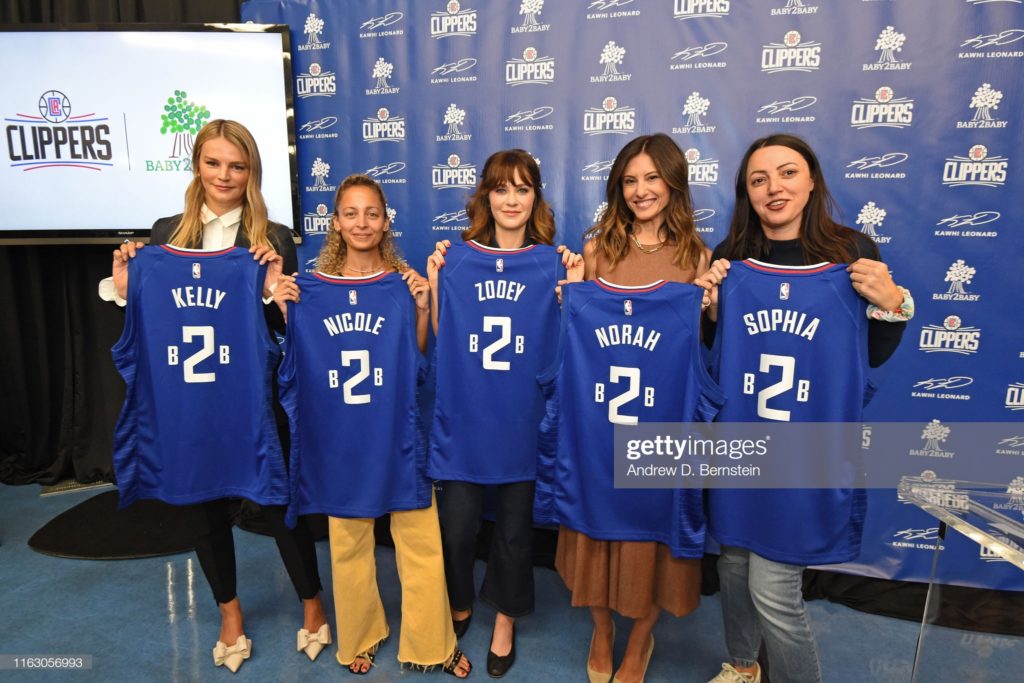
[111,245,287,507]
[707,260,869,565]
[279,271,429,522]
[428,241,561,483]
[537,279,724,558]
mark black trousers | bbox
[437,480,535,617]
[187,498,321,605]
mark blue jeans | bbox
[718,546,822,683]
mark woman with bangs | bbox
[565,133,711,683]
[427,149,583,678]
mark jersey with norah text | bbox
[279,271,429,523]
[537,279,724,558]
[111,245,287,508]
[428,241,561,483]
[708,260,870,565]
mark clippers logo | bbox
[504,106,555,133]
[296,63,337,99]
[624,300,633,316]
[693,207,716,234]
[431,208,469,232]
[592,41,631,82]
[850,87,914,129]
[430,58,479,85]
[362,108,406,143]
[583,97,636,136]
[934,210,999,238]
[513,0,551,33]
[506,47,555,86]
[673,92,716,134]
[367,58,399,95]
[430,1,477,39]
[864,25,911,71]
[919,316,981,355]
[670,42,728,70]
[303,203,332,235]
[359,11,405,38]
[1007,384,1024,411]
[959,28,1024,59]
[365,161,408,185]
[911,376,973,401]
[496,258,504,273]
[957,83,1007,128]
[438,103,471,142]
[6,90,113,171]
[307,157,336,193]
[683,148,718,187]
[673,0,730,20]
[933,259,980,302]
[299,13,331,51]
[192,263,202,279]
[432,154,477,190]
[845,152,908,180]
[581,159,613,182]
[855,202,892,244]
[771,0,819,15]
[755,96,818,124]
[943,145,1008,187]
[761,31,821,73]
[298,116,339,141]
[909,419,955,459]
[779,283,790,301]
[587,0,641,20]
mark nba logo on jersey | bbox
[624,299,633,316]
[192,263,201,279]
[779,282,790,300]
[496,258,504,273]
[349,289,358,305]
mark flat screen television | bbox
[0,24,298,244]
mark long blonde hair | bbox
[168,119,271,248]
[316,174,409,276]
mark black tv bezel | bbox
[0,22,301,245]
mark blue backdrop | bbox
[241,0,1024,590]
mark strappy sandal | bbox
[347,650,375,676]
[443,647,472,678]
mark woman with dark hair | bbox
[697,133,912,683]
[109,119,328,673]
[564,133,711,683]
[427,149,582,678]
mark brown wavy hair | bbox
[462,149,556,246]
[315,174,409,276]
[583,133,704,271]
[168,119,271,249]
[716,133,872,264]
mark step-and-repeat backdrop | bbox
[240,0,1024,590]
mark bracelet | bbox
[866,285,914,322]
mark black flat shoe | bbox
[486,624,516,678]
[453,610,472,639]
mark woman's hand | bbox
[250,245,283,298]
[272,273,300,324]
[692,258,730,321]
[112,240,145,300]
[403,268,431,312]
[847,258,903,311]
[556,245,585,305]
[425,239,451,289]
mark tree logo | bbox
[367,57,399,95]
[771,0,819,15]
[160,90,211,158]
[865,26,911,71]
[672,92,715,135]
[956,83,1008,129]
[933,259,980,302]
[856,201,890,243]
[300,13,330,51]
[438,103,471,142]
[308,157,333,192]
[911,419,954,459]
[514,0,550,32]
[601,41,625,74]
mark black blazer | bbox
[149,213,298,332]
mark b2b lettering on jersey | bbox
[166,286,233,383]
[467,279,529,371]
[320,311,388,404]
[740,308,822,421]
[591,323,663,424]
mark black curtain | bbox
[0,0,243,484]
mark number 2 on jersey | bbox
[468,316,524,371]
[594,365,655,425]
[743,353,810,421]
[327,350,384,404]
[166,325,230,383]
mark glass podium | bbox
[898,476,1024,682]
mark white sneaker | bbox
[709,662,761,683]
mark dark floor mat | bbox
[28,490,193,560]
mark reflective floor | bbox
[1,483,1020,682]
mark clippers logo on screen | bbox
[302,202,332,236]
[673,0,730,20]
[430,1,477,39]
[683,148,718,187]
[850,87,914,129]
[942,145,1008,187]
[6,90,114,171]
[761,31,821,73]
[295,63,337,99]
[919,316,981,355]
[505,47,555,86]
[431,154,477,190]
[362,108,406,143]
[583,97,636,136]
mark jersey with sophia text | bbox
[429,241,561,483]
[537,279,723,558]
[279,271,429,523]
[111,245,287,507]
[708,260,869,565]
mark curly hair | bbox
[315,174,409,276]
[583,133,704,271]
[462,149,556,246]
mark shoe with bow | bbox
[213,635,252,673]
[297,623,332,661]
